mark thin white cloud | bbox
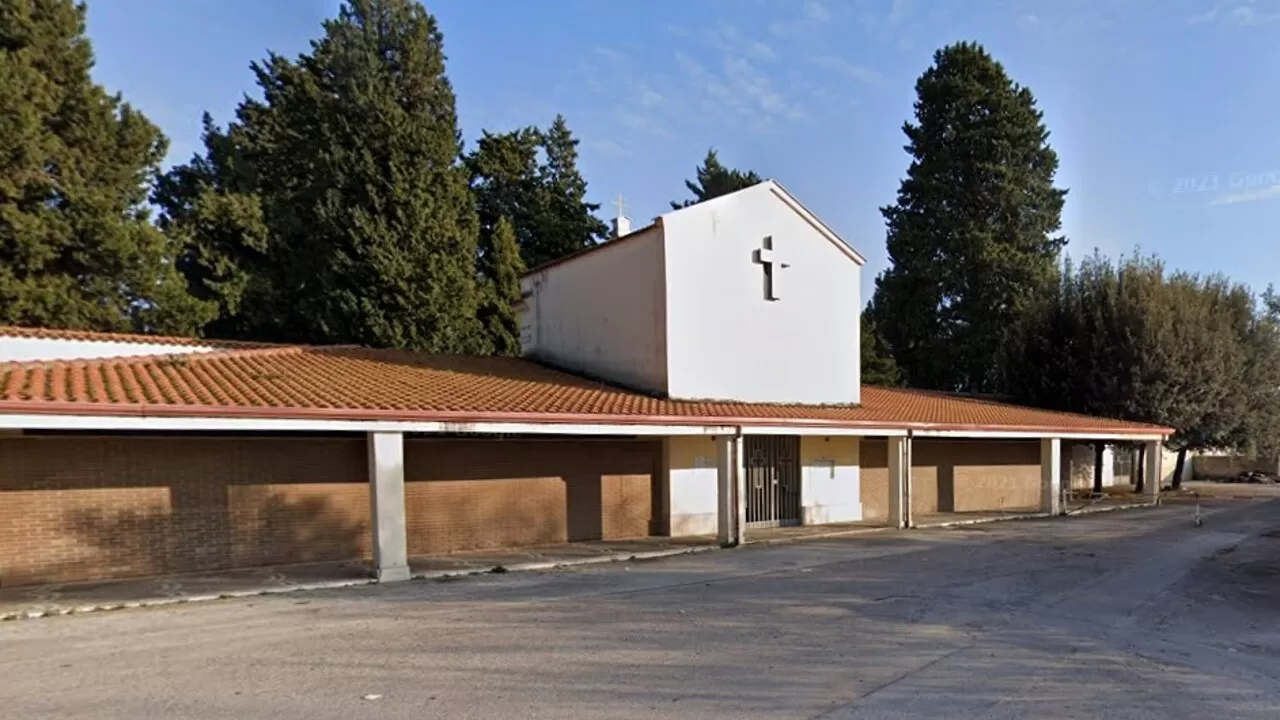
[616,109,667,136]
[886,0,911,26]
[580,137,633,160]
[1232,4,1280,24]
[577,46,678,151]
[674,21,809,131]
[1191,6,1219,23]
[809,55,882,84]
[582,10,819,144]
[638,86,663,109]
[748,40,778,62]
[771,0,838,37]
[674,50,804,129]
[1191,1,1280,26]
[769,20,796,38]
[1210,184,1280,205]
[594,46,627,63]
[1018,13,1040,27]
[704,22,777,63]
[804,0,832,23]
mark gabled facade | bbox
[518,180,866,405]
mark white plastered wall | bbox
[665,434,864,537]
[800,435,862,524]
[0,337,219,362]
[665,436,721,536]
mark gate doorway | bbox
[744,436,801,528]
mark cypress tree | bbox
[871,42,1068,393]
[467,115,607,271]
[467,126,543,266]
[232,0,484,351]
[0,0,213,334]
[527,115,607,268]
[476,216,525,355]
[861,312,902,386]
[153,114,271,340]
[670,148,762,209]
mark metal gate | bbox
[744,436,801,528]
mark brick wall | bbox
[859,439,890,521]
[0,435,659,587]
[403,438,657,555]
[0,436,370,587]
[858,438,1042,521]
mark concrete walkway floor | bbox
[0,537,715,620]
[0,499,1164,622]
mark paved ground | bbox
[0,537,720,619]
[3,494,1278,719]
[0,506,1140,619]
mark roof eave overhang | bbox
[0,401,1173,439]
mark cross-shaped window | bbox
[753,235,786,301]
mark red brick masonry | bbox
[0,435,657,587]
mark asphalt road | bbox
[3,498,1279,719]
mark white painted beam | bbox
[740,425,908,437]
[910,429,1168,442]
[0,412,1167,443]
[0,412,741,437]
[367,431,410,582]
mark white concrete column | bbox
[1040,437,1062,515]
[368,431,410,582]
[887,436,910,529]
[734,435,746,542]
[1101,445,1116,487]
[1143,439,1163,503]
[715,434,745,547]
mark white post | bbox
[716,435,744,547]
[1040,437,1062,515]
[1144,439,1163,503]
[904,436,913,527]
[734,435,746,544]
[888,436,910,529]
[368,431,410,582]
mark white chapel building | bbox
[0,181,1170,588]
[519,180,863,406]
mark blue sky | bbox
[85,0,1280,299]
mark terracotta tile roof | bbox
[0,334,1171,436]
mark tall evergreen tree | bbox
[870,42,1068,393]
[466,115,607,271]
[671,148,762,209]
[467,126,542,266]
[861,311,902,386]
[162,0,485,351]
[476,215,525,355]
[153,114,271,340]
[0,0,213,334]
[534,115,609,266]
